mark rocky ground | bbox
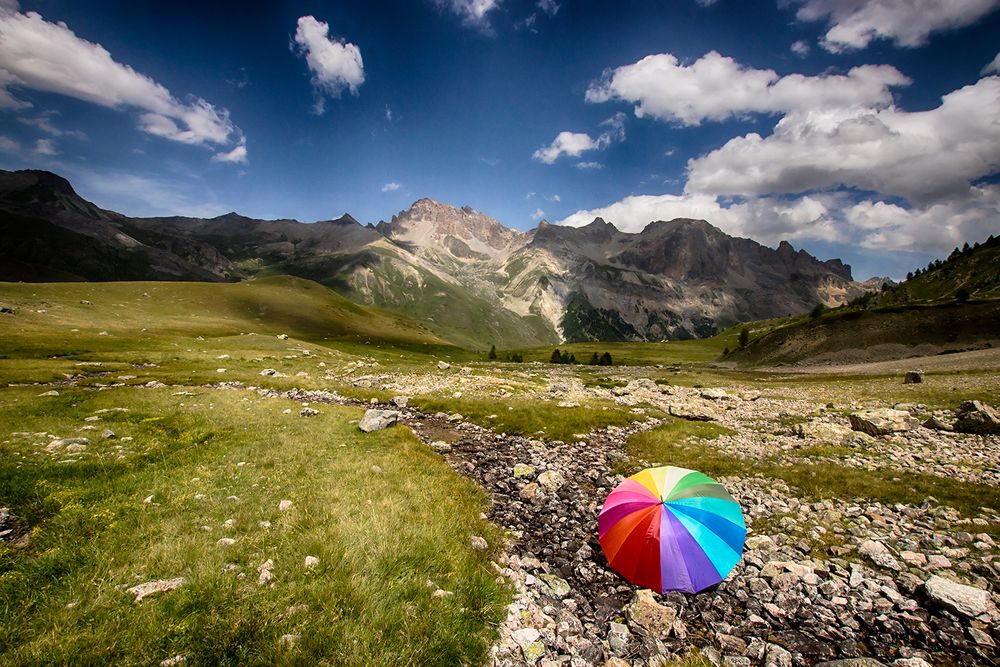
[7,365,1000,667]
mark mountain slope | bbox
[0,168,867,348]
[726,238,1000,366]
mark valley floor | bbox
[0,281,998,666]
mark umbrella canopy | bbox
[598,466,746,594]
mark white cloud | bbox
[434,0,502,31]
[791,39,811,57]
[212,136,247,164]
[0,134,18,151]
[695,0,718,5]
[381,182,401,192]
[585,51,908,126]
[530,207,545,220]
[846,187,1000,253]
[33,137,56,155]
[550,194,561,202]
[293,15,364,114]
[538,0,560,15]
[71,169,229,218]
[0,9,242,154]
[533,112,626,164]
[983,52,1000,75]
[17,112,86,139]
[575,161,603,170]
[794,0,1000,52]
[559,192,844,245]
[533,132,598,164]
[685,76,1000,205]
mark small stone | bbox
[470,535,488,551]
[538,573,570,597]
[257,559,275,586]
[277,334,289,340]
[626,589,677,639]
[279,633,299,648]
[216,538,236,548]
[100,428,116,439]
[279,499,293,512]
[299,407,319,417]
[437,361,451,370]
[903,370,923,384]
[607,621,631,655]
[143,495,154,505]
[432,589,453,598]
[859,539,901,571]
[513,463,536,479]
[37,390,59,397]
[126,577,186,602]
[159,655,187,666]
[304,555,319,569]
[536,470,565,491]
[848,409,917,435]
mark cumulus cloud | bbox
[537,0,560,15]
[530,207,545,220]
[0,8,242,155]
[212,136,247,164]
[293,15,364,114]
[533,112,625,164]
[0,134,18,151]
[558,192,843,245]
[434,0,502,31]
[793,0,1000,52]
[585,51,909,126]
[791,39,811,57]
[33,137,56,155]
[381,182,401,192]
[983,52,1000,75]
[685,76,1000,205]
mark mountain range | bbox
[0,169,871,348]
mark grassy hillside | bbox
[0,276,455,356]
[720,237,1000,366]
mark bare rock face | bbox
[359,409,400,432]
[953,400,1000,435]
[848,409,918,436]
[924,575,991,618]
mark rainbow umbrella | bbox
[598,466,746,594]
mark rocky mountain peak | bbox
[379,197,525,260]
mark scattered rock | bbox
[126,577,186,602]
[858,539,902,571]
[924,575,990,617]
[470,535,488,551]
[299,407,319,417]
[437,361,451,370]
[359,409,400,432]
[903,371,923,384]
[37,390,59,397]
[257,559,275,586]
[536,470,565,491]
[513,463,535,478]
[279,633,299,648]
[159,655,187,666]
[278,499,293,512]
[626,589,677,639]
[953,400,1000,435]
[304,555,319,569]
[848,409,918,436]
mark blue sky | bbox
[1,0,998,279]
